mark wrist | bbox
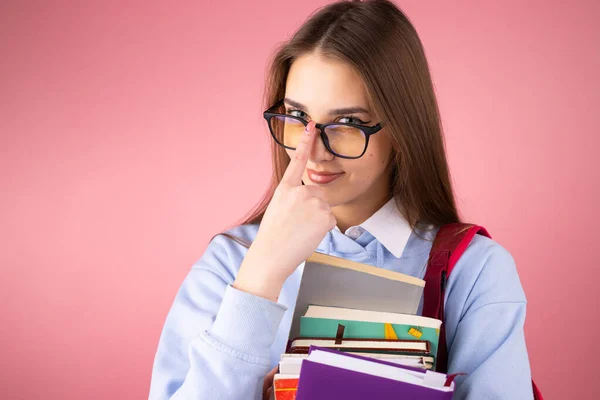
[233,272,284,303]
[234,252,286,302]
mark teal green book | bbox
[299,306,442,366]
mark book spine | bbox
[274,378,298,400]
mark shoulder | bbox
[193,223,260,279]
[209,223,260,251]
[446,233,527,314]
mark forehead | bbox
[285,53,370,111]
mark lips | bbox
[306,169,345,185]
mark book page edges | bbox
[307,251,425,288]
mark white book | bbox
[306,349,453,391]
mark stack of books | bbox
[272,252,456,399]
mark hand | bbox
[234,120,337,301]
[262,366,277,400]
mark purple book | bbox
[295,346,454,400]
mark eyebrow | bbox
[283,98,371,116]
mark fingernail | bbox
[304,121,314,134]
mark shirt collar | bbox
[334,198,413,258]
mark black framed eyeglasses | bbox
[263,100,383,159]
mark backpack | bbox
[423,223,543,399]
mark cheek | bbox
[371,133,393,164]
[342,138,391,183]
[342,153,383,181]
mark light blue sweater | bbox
[149,222,533,399]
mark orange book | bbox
[273,374,299,400]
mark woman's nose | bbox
[309,128,335,163]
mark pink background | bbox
[1,0,598,399]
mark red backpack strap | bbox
[533,381,544,400]
[422,223,490,373]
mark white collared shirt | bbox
[334,198,413,258]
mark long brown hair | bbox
[239,0,460,230]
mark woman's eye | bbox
[288,109,308,119]
[338,116,366,125]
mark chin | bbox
[318,186,353,207]
[302,176,357,206]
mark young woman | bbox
[149,1,533,399]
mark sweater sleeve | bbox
[443,236,534,400]
[149,233,287,400]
